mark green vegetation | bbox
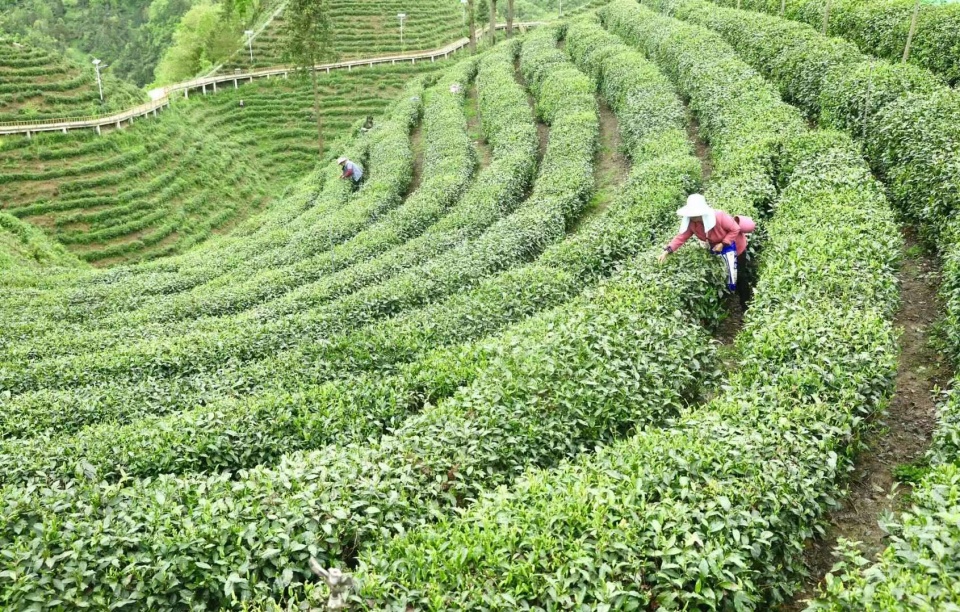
[152,1,245,84]
[0,35,144,122]
[220,0,465,72]
[0,0,276,86]
[633,0,960,607]
[0,61,441,265]
[3,0,958,607]
[705,0,960,86]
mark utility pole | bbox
[398,13,407,50]
[461,0,467,29]
[92,59,104,102]
[559,0,562,17]
[245,29,255,63]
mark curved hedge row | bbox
[706,0,960,87]
[0,34,726,609]
[613,2,960,607]
[0,62,477,365]
[350,128,901,612]
[0,42,541,484]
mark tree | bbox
[467,0,476,53]
[153,2,238,85]
[507,0,514,38]
[489,0,497,45]
[282,0,337,156]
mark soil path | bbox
[513,58,549,165]
[685,109,713,186]
[568,98,630,233]
[404,122,425,198]
[783,229,948,610]
[465,83,493,170]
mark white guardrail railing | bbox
[0,22,541,138]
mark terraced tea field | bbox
[1,0,960,609]
[0,61,442,265]
[220,0,464,72]
[0,36,144,122]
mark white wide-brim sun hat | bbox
[676,194,716,234]
[337,157,347,164]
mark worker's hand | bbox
[712,243,724,253]
[657,252,668,264]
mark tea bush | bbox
[704,0,960,86]
[349,18,900,601]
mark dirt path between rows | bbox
[465,83,493,170]
[568,98,630,234]
[513,58,549,165]
[404,122,425,198]
[784,229,948,610]
[685,111,714,187]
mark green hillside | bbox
[219,0,464,72]
[0,35,145,122]
[0,61,443,265]
[1,0,960,609]
[219,0,604,74]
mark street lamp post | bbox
[559,0,563,17]
[397,13,407,50]
[92,59,104,102]
[245,30,255,63]
[460,0,467,28]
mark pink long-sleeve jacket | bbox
[666,210,748,256]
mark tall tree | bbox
[467,0,477,53]
[282,0,337,156]
[506,0,514,38]
[489,0,497,45]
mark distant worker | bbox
[239,99,245,108]
[657,194,756,304]
[338,157,364,190]
[361,115,374,133]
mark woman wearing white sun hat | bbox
[658,194,756,304]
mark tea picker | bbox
[657,194,756,304]
[337,157,364,190]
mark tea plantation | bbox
[0,62,443,265]
[219,0,604,73]
[0,36,144,122]
[1,0,959,609]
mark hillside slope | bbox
[220,0,465,72]
[0,35,144,122]
[0,60,443,265]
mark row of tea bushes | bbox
[349,12,901,595]
[704,0,960,86]
[637,1,960,606]
[0,33,728,609]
